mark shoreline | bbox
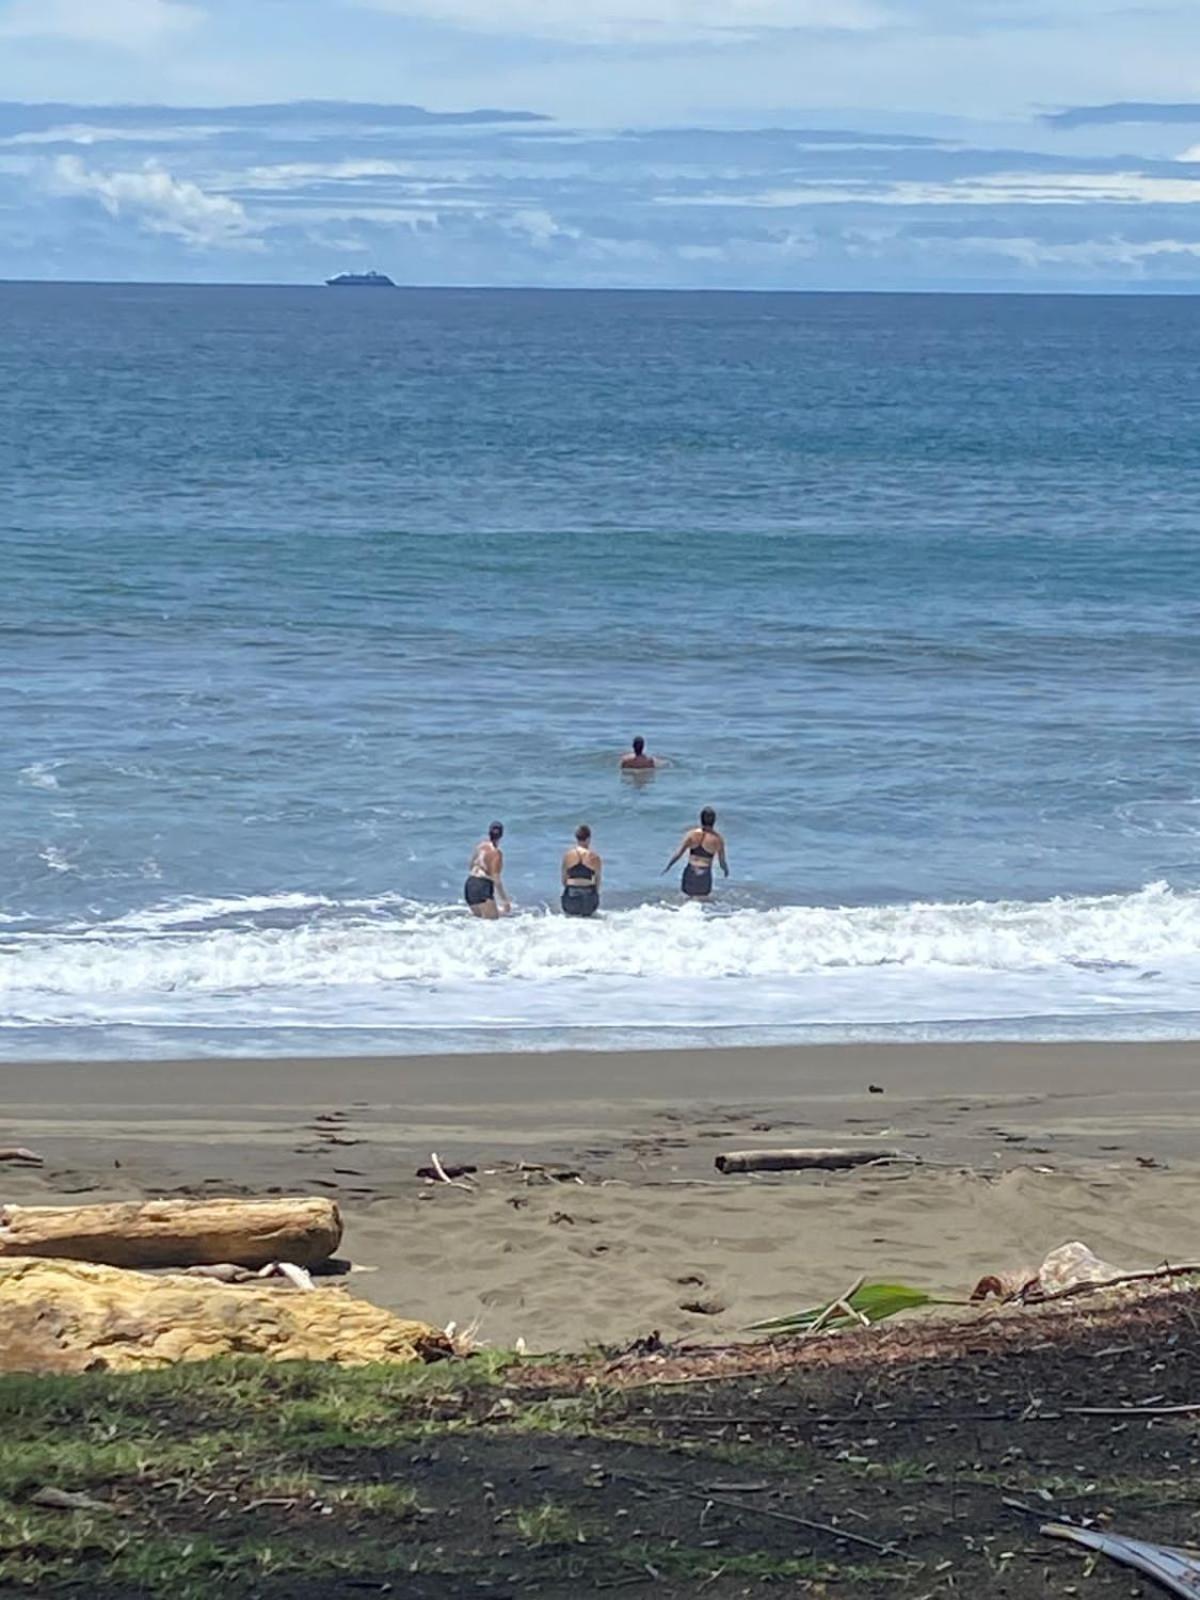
[3,1040,1197,1349]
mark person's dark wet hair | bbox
[632,736,645,755]
[700,807,716,829]
[488,821,504,843]
[575,823,591,843]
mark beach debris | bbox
[416,1159,478,1182]
[972,1241,1123,1302]
[0,1147,44,1166]
[30,1486,115,1514]
[515,1162,585,1185]
[269,1260,316,1292]
[0,1196,342,1270]
[715,1147,908,1175]
[185,1260,315,1289]
[423,1153,476,1191]
[1042,1523,1200,1595]
[0,1256,453,1373]
[750,1241,1200,1343]
[868,1084,885,1094]
[750,1276,961,1337]
[972,1241,1200,1306]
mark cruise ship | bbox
[325,271,396,288]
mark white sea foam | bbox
[1,883,1198,1040]
[20,763,60,790]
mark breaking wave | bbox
[2,883,1199,1045]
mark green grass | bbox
[513,1499,591,1546]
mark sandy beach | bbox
[2,1041,1197,1351]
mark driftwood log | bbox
[715,1148,904,1175]
[0,1197,342,1270]
[0,1257,451,1374]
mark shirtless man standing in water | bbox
[464,822,511,919]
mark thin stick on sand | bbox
[807,1275,869,1334]
[429,1152,475,1192]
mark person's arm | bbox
[593,854,603,892]
[718,834,730,878]
[662,831,694,873]
[491,847,511,912]
[560,851,571,888]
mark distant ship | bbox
[325,271,396,288]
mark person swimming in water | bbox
[464,822,511,919]
[619,736,663,773]
[664,807,728,899]
[561,823,602,918]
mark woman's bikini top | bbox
[689,832,716,867]
[565,850,597,888]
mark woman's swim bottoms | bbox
[464,876,495,906]
[561,887,599,918]
[682,865,712,898]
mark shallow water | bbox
[3,284,1199,1056]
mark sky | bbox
[2,0,1200,288]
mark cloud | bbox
[1047,103,1200,130]
[948,233,1200,274]
[0,0,203,49]
[48,155,260,248]
[355,0,890,43]
[670,170,1200,207]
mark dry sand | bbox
[1,1041,1197,1351]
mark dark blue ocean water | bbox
[3,283,1199,1056]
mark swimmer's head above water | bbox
[575,823,591,843]
[700,807,716,829]
[632,736,645,756]
[488,821,504,843]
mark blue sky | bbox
[2,0,1200,287]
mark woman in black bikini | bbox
[464,822,511,919]
[664,807,729,899]
[561,824,602,918]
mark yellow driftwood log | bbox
[0,1257,452,1373]
[0,1197,342,1269]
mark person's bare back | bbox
[619,734,661,772]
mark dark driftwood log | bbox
[0,1197,342,1269]
[715,1148,903,1175]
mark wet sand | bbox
[1,1042,1197,1350]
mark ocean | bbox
[3,282,1199,1059]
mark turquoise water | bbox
[3,284,1200,1056]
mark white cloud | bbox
[48,155,260,248]
[356,0,889,43]
[504,207,580,244]
[0,0,202,48]
[950,234,1200,274]
[670,170,1200,207]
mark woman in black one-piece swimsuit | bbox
[664,807,729,899]
[561,824,601,917]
